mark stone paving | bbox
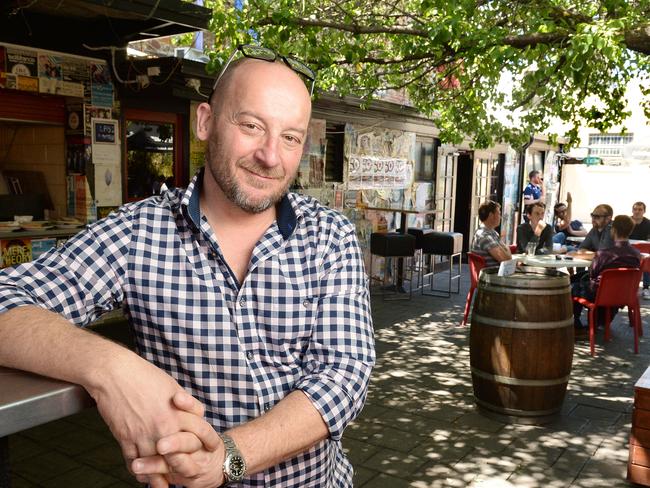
[7,269,650,487]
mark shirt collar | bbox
[181,167,298,240]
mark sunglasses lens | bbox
[285,57,315,80]
[241,45,276,61]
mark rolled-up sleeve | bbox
[0,215,130,325]
[295,230,375,440]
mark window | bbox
[325,123,344,182]
[414,137,435,181]
[588,133,633,158]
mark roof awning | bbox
[1,0,211,50]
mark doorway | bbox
[123,109,182,202]
[453,152,473,252]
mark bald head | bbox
[210,58,312,116]
[195,56,312,214]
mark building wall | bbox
[559,164,650,222]
[575,80,650,164]
[0,125,67,218]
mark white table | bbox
[512,254,592,269]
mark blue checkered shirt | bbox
[0,170,375,487]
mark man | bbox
[517,202,553,254]
[579,204,615,251]
[0,48,375,487]
[471,200,512,267]
[552,191,587,245]
[572,215,641,331]
[523,170,545,206]
[630,201,650,299]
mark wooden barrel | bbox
[470,267,574,423]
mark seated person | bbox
[517,203,554,254]
[552,192,587,245]
[572,215,641,334]
[579,204,614,251]
[471,200,512,267]
[630,201,650,300]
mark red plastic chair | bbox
[572,268,643,356]
[642,255,650,273]
[461,252,487,326]
[632,242,650,254]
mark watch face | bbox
[229,456,246,478]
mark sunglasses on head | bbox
[211,44,316,97]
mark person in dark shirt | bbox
[572,215,641,333]
[579,204,614,251]
[517,202,553,254]
[630,201,650,299]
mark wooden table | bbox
[360,206,436,289]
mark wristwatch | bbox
[219,432,247,484]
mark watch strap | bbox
[219,432,246,483]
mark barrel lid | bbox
[479,266,570,289]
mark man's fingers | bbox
[132,455,171,475]
[177,411,220,451]
[164,452,200,478]
[149,474,170,488]
[157,432,203,455]
[133,452,199,480]
[172,390,204,417]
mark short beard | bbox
[206,145,292,214]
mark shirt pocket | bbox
[258,280,317,367]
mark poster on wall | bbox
[90,62,113,108]
[347,156,411,190]
[189,101,207,178]
[1,238,32,268]
[91,118,122,206]
[5,45,38,92]
[345,123,415,190]
[297,118,326,188]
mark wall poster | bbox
[91,118,122,207]
[345,124,415,190]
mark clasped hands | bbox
[91,355,226,488]
[130,391,225,488]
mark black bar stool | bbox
[407,227,434,288]
[420,231,463,297]
[369,232,416,300]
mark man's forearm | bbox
[227,390,329,477]
[0,305,133,393]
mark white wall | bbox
[560,164,650,222]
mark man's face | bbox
[528,206,545,224]
[531,172,541,185]
[200,60,311,213]
[633,204,646,220]
[590,207,610,230]
[555,205,567,219]
[488,207,501,227]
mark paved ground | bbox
[7,268,650,487]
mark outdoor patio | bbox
[6,268,650,487]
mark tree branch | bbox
[624,25,650,55]
[257,16,429,37]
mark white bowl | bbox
[14,215,34,223]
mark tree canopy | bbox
[204,0,650,148]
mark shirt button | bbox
[265,402,272,411]
[239,298,246,307]
[302,299,310,308]
[246,351,253,360]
